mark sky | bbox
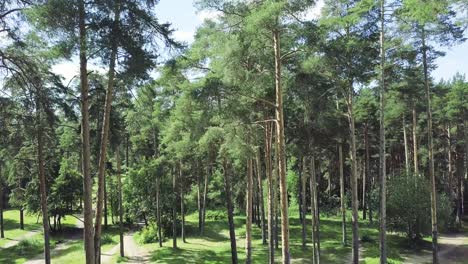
[52,0,468,83]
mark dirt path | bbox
[102,232,151,264]
[402,233,468,264]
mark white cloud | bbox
[302,0,325,20]
[51,58,107,85]
[196,10,221,22]
[173,30,195,44]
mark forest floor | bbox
[1,208,467,263]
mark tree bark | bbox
[447,125,452,187]
[310,155,320,264]
[36,87,51,264]
[265,121,275,264]
[403,117,410,176]
[156,172,162,247]
[346,85,359,264]
[246,159,253,264]
[255,149,267,245]
[79,0,95,262]
[172,167,177,249]
[200,164,210,236]
[273,27,290,264]
[116,147,124,257]
[0,176,3,239]
[412,102,419,176]
[20,208,24,230]
[180,162,186,243]
[94,1,121,262]
[223,159,238,264]
[301,156,307,249]
[421,27,438,264]
[339,143,347,246]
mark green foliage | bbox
[387,175,453,239]
[136,224,160,244]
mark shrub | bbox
[136,223,160,244]
[387,175,453,240]
[205,210,227,221]
[101,233,115,245]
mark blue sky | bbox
[53,0,468,82]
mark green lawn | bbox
[0,209,42,247]
[136,208,426,264]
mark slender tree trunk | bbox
[274,132,280,251]
[456,142,463,227]
[310,155,320,264]
[339,143,347,246]
[198,162,202,233]
[172,167,177,249]
[256,149,266,245]
[156,174,162,247]
[20,208,24,230]
[379,2,387,263]
[403,117,410,176]
[200,165,210,236]
[362,125,368,220]
[36,88,51,264]
[94,2,121,262]
[180,162,186,243]
[447,125,452,188]
[223,159,238,264]
[246,159,253,264]
[116,147,124,257]
[265,121,275,264]
[104,176,108,229]
[346,85,359,264]
[412,102,419,176]
[301,156,307,249]
[0,177,3,239]
[79,0,95,262]
[421,27,438,264]
[273,27,290,264]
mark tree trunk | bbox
[447,125,452,188]
[412,102,419,176]
[180,162,186,243]
[116,147,124,257]
[265,121,275,264]
[362,124,368,220]
[310,155,321,264]
[156,173,162,247]
[200,165,210,236]
[273,27,290,264]
[379,2,387,263]
[172,167,177,249]
[422,27,438,264]
[403,116,410,176]
[79,0,95,262]
[223,159,238,264]
[256,149,267,245]
[94,2,121,262]
[36,88,51,264]
[246,159,253,264]
[20,208,24,230]
[346,85,360,264]
[0,177,3,239]
[104,176,108,229]
[198,161,202,233]
[301,156,307,249]
[339,143,347,246]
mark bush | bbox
[17,239,42,255]
[136,223,160,244]
[205,210,227,221]
[101,233,115,245]
[387,175,453,240]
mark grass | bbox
[0,209,42,247]
[135,207,447,264]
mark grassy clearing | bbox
[135,208,437,264]
[0,209,42,247]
